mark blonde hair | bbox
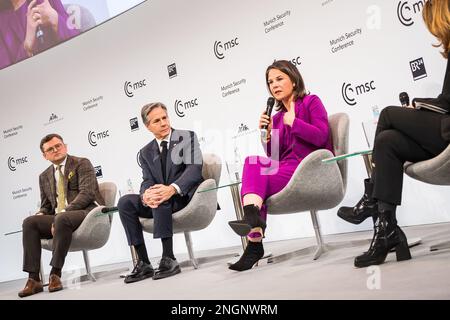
[423,0,450,58]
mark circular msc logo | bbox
[174,100,185,117]
[124,81,134,98]
[8,157,16,171]
[136,151,142,168]
[397,1,413,26]
[88,131,97,147]
[214,41,224,60]
[342,82,356,106]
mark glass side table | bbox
[198,181,248,250]
[322,149,422,249]
[322,149,374,178]
[96,208,139,276]
[197,180,273,266]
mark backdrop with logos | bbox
[0,0,448,282]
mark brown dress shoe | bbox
[18,278,43,298]
[48,274,63,293]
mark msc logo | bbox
[174,98,199,118]
[124,79,147,98]
[137,151,142,168]
[342,81,376,106]
[8,156,28,171]
[88,130,110,147]
[214,37,239,60]
[397,0,426,27]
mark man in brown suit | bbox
[19,133,104,298]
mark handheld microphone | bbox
[399,92,410,107]
[27,0,44,45]
[36,26,44,45]
[261,97,275,139]
[101,206,118,214]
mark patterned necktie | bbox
[56,165,66,213]
[160,140,168,183]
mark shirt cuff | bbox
[171,183,181,195]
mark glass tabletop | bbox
[4,229,22,236]
[197,181,242,193]
[322,149,372,163]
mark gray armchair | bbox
[41,182,117,282]
[140,153,227,269]
[265,113,353,263]
[404,143,450,251]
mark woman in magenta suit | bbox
[0,0,79,69]
[228,60,333,271]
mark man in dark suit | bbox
[118,102,203,283]
[19,133,104,298]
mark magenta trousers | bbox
[240,156,299,221]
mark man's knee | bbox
[117,194,139,214]
[54,214,71,229]
[22,216,38,231]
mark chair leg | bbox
[82,250,96,282]
[430,240,450,252]
[184,232,199,269]
[39,259,48,286]
[310,210,326,260]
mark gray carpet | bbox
[1,222,450,300]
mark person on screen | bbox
[227,60,333,271]
[117,102,203,282]
[19,134,104,298]
[0,0,80,69]
[337,0,450,268]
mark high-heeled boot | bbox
[354,209,411,268]
[229,241,264,271]
[337,178,378,224]
[228,204,266,237]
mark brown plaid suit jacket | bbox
[38,155,104,215]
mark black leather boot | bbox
[354,210,411,268]
[229,241,264,271]
[337,178,378,224]
[228,204,266,237]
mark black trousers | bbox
[118,194,189,246]
[22,211,86,273]
[372,106,448,205]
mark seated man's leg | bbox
[49,210,86,292]
[117,194,154,283]
[19,215,53,297]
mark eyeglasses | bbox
[43,143,64,154]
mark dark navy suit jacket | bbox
[138,129,204,212]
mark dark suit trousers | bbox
[22,211,86,273]
[372,106,448,205]
[118,194,189,245]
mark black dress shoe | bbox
[337,178,378,224]
[124,260,154,284]
[153,256,181,280]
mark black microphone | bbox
[261,97,275,139]
[399,92,410,107]
[101,206,118,214]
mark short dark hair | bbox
[40,134,64,152]
[265,60,307,111]
[141,102,168,125]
